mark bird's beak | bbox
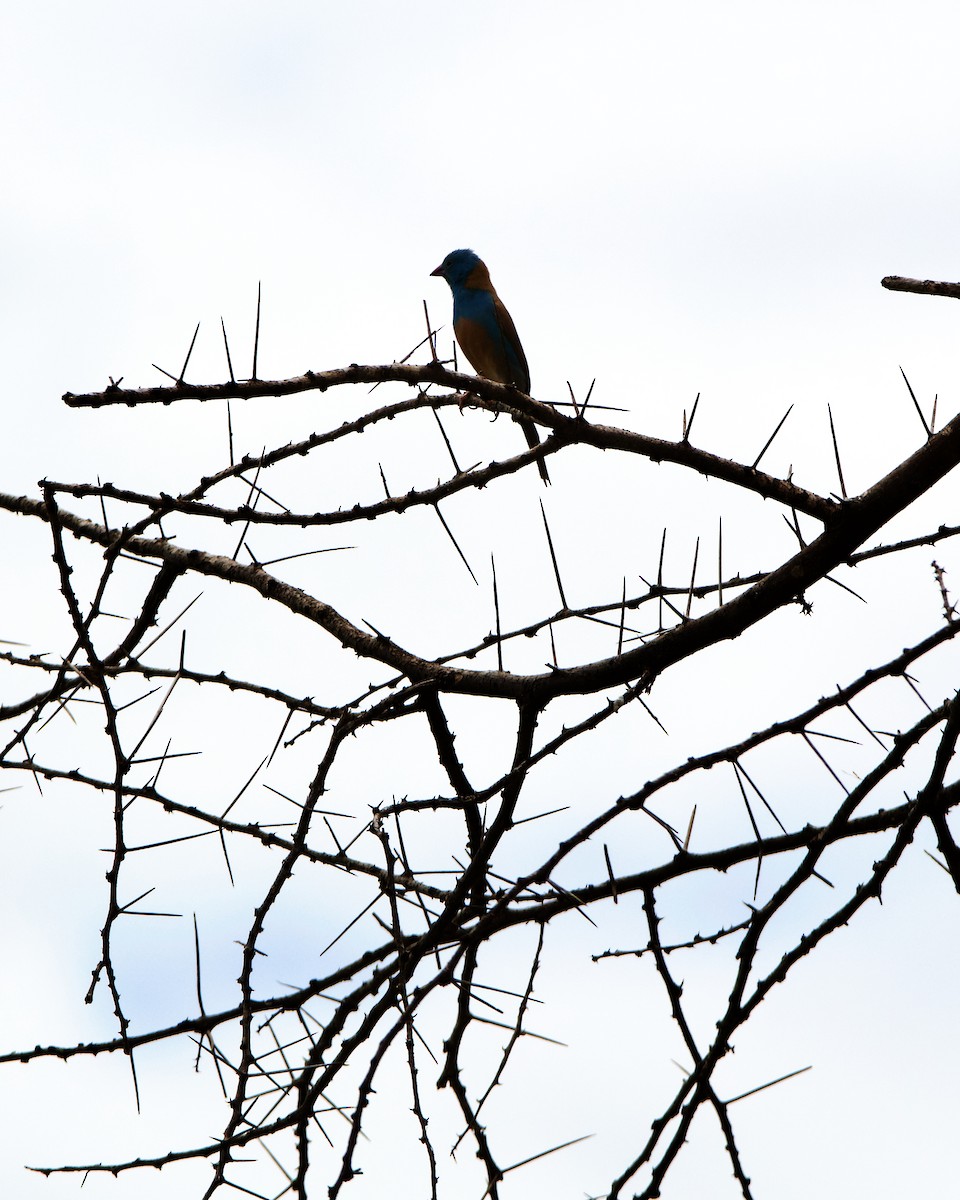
[430,265,443,277]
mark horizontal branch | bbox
[9,781,954,1076]
[2,937,402,1066]
[479,740,957,941]
[62,361,836,520]
[3,401,959,702]
[882,275,960,299]
[0,756,453,901]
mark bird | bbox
[431,248,550,483]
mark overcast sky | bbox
[3,3,960,1198]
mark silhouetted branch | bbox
[4,305,959,1198]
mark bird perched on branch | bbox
[431,248,550,483]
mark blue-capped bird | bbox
[431,248,549,483]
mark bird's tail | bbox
[517,417,551,485]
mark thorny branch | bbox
[2,296,960,1199]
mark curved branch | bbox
[62,362,837,520]
[4,404,959,707]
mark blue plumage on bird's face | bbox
[430,248,481,289]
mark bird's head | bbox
[430,248,482,288]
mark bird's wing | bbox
[491,294,531,393]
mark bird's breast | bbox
[453,315,511,385]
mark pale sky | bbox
[2,3,960,1198]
